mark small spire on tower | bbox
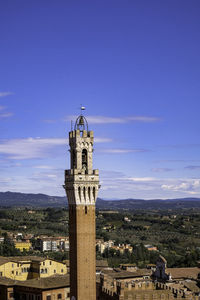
[74,105,88,131]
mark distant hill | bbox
[0,191,67,208]
[96,198,200,210]
[0,191,200,210]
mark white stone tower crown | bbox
[64,115,100,206]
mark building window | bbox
[12,264,14,268]
[83,186,86,200]
[9,293,14,297]
[45,268,47,273]
[50,261,52,265]
[61,269,63,273]
[78,186,81,201]
[46,296,51,300]
[93,187,95,199]
[85,206,87,214]
[57,294,62,299]
[0,272,2,276]
[72,149,76,168]
[82,149,87,170]
[16,271,18,275]
[54,269,56,273]
[43,262,45,266]
[12,271,14,274]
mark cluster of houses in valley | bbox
[2,233,158,255]
[0,233,70,253]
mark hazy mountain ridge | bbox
[0,191,200,209]
[96,198,200,210]
[0,191,67,208]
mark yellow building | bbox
[14,242,31,252]
[32,258,67,279]
[0,256,67,281]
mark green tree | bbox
[0,233,21,256]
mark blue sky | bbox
[0,0,200,199]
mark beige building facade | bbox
[0,256,67,281]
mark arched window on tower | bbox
[83,186,86,201]
[93,187,96,200]
[78,187,81,202]
[82,149,87,171]
[72,149,76,169]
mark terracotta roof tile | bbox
[102,268,152,279]
[16,275,70,289]
[166,267,200,279]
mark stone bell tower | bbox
[64,113,100,300]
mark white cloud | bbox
[193,180,200,188]
[46,174,57,178]
[1,168,200,199]
[98,171,200,199]
[127,116,161,122]
[161,179,200,193]
[0,103,13,119]
[0,112,13,118]
[98,148,147,154]
[0,177,12,184]
[65,115,161,124]
[0,173,64,196]
[0,138,67,159]
[0,92,13,97]
[128,177,156,182]
[95,138,112,143]
[86,116,125,124]
[34,165,56,170]
[0,137,111,160]
[185,165,200,170]
[151,168,173,172]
